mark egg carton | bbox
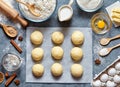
[92,56,120,87]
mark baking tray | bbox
[26,27,92,83]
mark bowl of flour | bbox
[76,0,104,12]
[18,0,56,22]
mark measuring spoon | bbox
[0,23,18,38]
[100,34,120,46]
[58,0,74,22]
[16,0,41,17]
[99,43,120,56]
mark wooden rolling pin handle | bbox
[16,16,28,27]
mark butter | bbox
[111,8,120,24]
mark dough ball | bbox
[51,31,64,44]
[51,63,63,77]
[32,48,44,62]
[71,47,83,62]
[32,64,44,77]
[71,31,84,46]
[71,64,83,78]
[30,31,43,45]
[51,46,64,60]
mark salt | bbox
[99,48,109,56]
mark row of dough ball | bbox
[32,63,83,78]
[31,47,83,62]
[30,31,84,46]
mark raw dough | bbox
[30,31,43,45]
[51,63,63,77]
[51,31,64,44]
[51,46,64,60]
[70,47,83,62]
[32,64,44,77]
[71,31,84,46]
[32,48,44,62]
[71,64,83,78]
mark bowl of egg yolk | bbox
[91,12,112,34]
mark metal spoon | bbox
[0,23,18,38]
[99,43,120,56]
[100,34,120,46]
[16,0,41,17]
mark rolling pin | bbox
[0,0,28,27]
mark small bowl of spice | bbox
[17,0,56,22]
[91,12,112,34]
[76,0,104,12]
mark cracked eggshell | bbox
[115,62,120,71]
[100,74,109,82]
[106,81,116,87]
[108,68,116,76]
[113,75,120,83]
[92,80,102,87]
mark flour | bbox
[99,48,109,56]
[77,0,102,10]
[20,0,56,20]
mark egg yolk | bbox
[97,20,105,29]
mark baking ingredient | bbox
[51,46,64,60]
[30,31,43,45]
[115,62,120,70]
[18,36,23,41]
[5,72,9,79]
[10,39,22,53]
[20,0,56,20]
[97,20,105,29]
[95,58,101,65]
[51,31,64,45]
[99,48,109,56]
[31,48,44,62]
[0,72,4,83]
[2,53,22,71]
[92,80,102,87]
[14,79,20,86]
[71,64,83,78]
[113,75,120,83]
[70,47,83,62]
[5,73,17,87]
[106,81,116,87]
[71,31,84,46]
[58,7,72,22]
[32,64,44,77]
[77,0,102,10]
[112,8,120,24]
[108,68,116,76]
[51,63,63,77]
[100,74,108,82]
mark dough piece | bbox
[30,31,43,45]
[32,48,44,62]
[51,46,64,60]
[32,64,44,77]
[71,31,84,46]
[51,63,63,77]
[71,64,83,78]
[51,31,64,44]
[71,47,83,62]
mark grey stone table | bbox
[0,0,120,87]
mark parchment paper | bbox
[26,27,92,83]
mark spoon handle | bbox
[68,0,74,6]
[111,43,120,50]
[111,34,120,40]
[16,0,28,7]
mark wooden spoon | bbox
[0,23,18,38]
[16,0,41,17]
[100,34,120,46]
[99,43,120,56]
